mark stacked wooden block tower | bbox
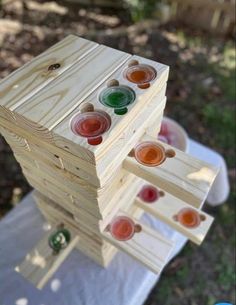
[0,35,218,289]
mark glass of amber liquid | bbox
[107,216,141,241]
[124,64,157,89]
[71,111,111,145]
[134,141,167,167]
[174,208,202,229]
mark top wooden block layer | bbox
[0,35,169,165]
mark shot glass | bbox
[106,216,142,241]
[70,111,111,145]
[138,184,165,203]
[48,228,71,253]
[124,63,157,89]
[173,208,205,229]
[133,141,175,167]
[99,85,136,115]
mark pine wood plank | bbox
[34,191,109,248]
[0,35,97,111]
[15,226,79,289]
[0,126,30,152]
[13,45,131,155]
[135,191,214,245]
[102,210,174,273]
[123,134,219,208]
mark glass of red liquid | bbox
[107,216,141,241]
[70,111,111,145]
[124,63,157,89]
[138,184,165,203]
[173,208,205,229]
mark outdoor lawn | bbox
[0,1,235,304]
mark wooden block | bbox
[17,150,127,204]
[34,191,110,250]
[95,94,167,183]
[60,158,101,187]
[13,44,131,151]
[102,210,174,274]
[0,126,30,152]
[0,35,97,111]
[75,241,117,267]
[59,94,166,187]
[52,57,168,162]
[0,101,163,189]
[29,141,64,169]
[135,191,214,245]
[123,134,219,208]
[15,225,79,289]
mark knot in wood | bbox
[48,63,61,71]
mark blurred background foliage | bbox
[0,0,235,304]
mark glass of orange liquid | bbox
[70,111,111,145]
[134,141,172,167]
[124,63,157,89]
[106,216,141,241]
[174,208,204,229]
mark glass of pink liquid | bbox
[107,216,141,241]
[138,185,165,203]
[71,111,111,145]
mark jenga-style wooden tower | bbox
[0,35,218,289]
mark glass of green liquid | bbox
[99,85,136,115]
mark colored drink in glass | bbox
[124,64,157,89]
[109,216,135,241]
[48,228,71,252]
[138,185,159,203]
[134,141,166,166]
[99,85,136,115]
[71,111,111,145]
[176,208,201,229]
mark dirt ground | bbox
[0,1,235,304]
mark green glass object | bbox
[48,228,71,253]
[99,85,136,115]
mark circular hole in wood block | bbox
[134,224,142,233]
[48,63,61,71]
[70,110,111,146]
[165,149,176,158]
[128,148,135,157]
[109,216,135,241]
[177,208,201,229]
[99,85,135,115]
[124,64,156,88]
[128,59,139,67]
[79,103,94,113]
[173,214,178,221]
[200,214,206,221]
[107,79,119,87]
[138,185,161,203]
[134,141,166,167]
